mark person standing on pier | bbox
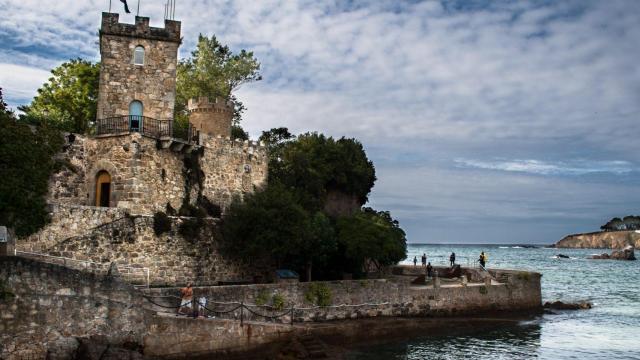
[421,253,427,267]
[426,262,433,278]
[449,252,456,267]
[413,256,418,267]
[479,252,487,268]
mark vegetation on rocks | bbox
[601,216,640,231]
[304,283,332,307]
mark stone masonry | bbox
[46,132,267,214]
[188,97,234,138]
[97,13,181,120]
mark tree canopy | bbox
[262,130,376,208]
[222,128,404,281]
[0,88,64,236]
[176,34,261,125]
[19,59,99,133]
[601,216,640,231]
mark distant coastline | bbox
[554,230,640,249]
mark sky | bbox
[0,0,639,244]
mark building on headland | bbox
[16,12,268,286]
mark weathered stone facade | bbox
[188,97,234,137]
[46,132,267,214]
[1,257,542,359]
[144,267,542,324]
[18,204,264,286]
[0,257,146,360]
[97,13,181,120]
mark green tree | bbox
[19,59,99,133]
[269,132,376,209]
[176,34,261,125]
[336,208,407,275]
[0,88,64,236]
[221,184,336,281]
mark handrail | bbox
[15,250,150,288]
[95,116,198,144]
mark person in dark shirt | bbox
[449,252,456,267]
[413,256,418,267]
[426,262,433,278]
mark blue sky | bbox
[1,0,639,244]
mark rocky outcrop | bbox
[544,301,592,310]
[590,245,636,260]
[554,230,640,249]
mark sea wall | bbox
[0,257,145,360]
[143,269,542,323]
[18,209,262,286]
[555,230,640,249]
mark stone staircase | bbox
[298,334,328,358]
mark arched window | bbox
[129,100,143,131]
[133,45,145,65]
[95,171,112,207]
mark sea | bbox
[345,244,640,360]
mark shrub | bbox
[272,293,286,311]
[255,289,269,306]
[479,286,488,295]
[304,283,332,307]
[153,211,172,236]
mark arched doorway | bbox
[95,171,112,207]
[129,100,143,132]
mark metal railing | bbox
[95,116,198,144]
[15,250,150,288]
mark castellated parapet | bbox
[97,13,181,121]
[188,97,234,138]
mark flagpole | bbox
[137,0,140,16]
[109,0,112,12]
[173,0,176,20]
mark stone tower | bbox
[187,97,234,138]
[96,13,181,121]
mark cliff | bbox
[555,230,640,249]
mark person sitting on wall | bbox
[449,252,456,267]
[426,262,433,278]
[178,283,194,316]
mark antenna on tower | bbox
[164,0,176,20]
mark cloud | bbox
[454,159,635,176]
[0,63,52,105]
[1,0,639,243]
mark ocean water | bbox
[345,244,640,360]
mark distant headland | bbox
[554,215,640,249]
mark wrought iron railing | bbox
[95,116,198,144]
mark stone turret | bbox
[187,97,234,138]
[96,13,181,121]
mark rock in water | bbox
[590,245,636,260]
[544,301,592,310]
[557,254,570,259]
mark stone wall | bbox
[188,97,234,138]
[555,230,640,249]
[19,209,261,286]
[45,132,268,214]
[199,134,268,208]
[0,257,146,360]
[143,269,542,323]
[97,13,181,120]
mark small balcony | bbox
[95,116,199,145]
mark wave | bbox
[499,246,509,249]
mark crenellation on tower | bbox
[100,13,181,43]
[187,96,234,138]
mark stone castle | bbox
[16,13,268,286]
